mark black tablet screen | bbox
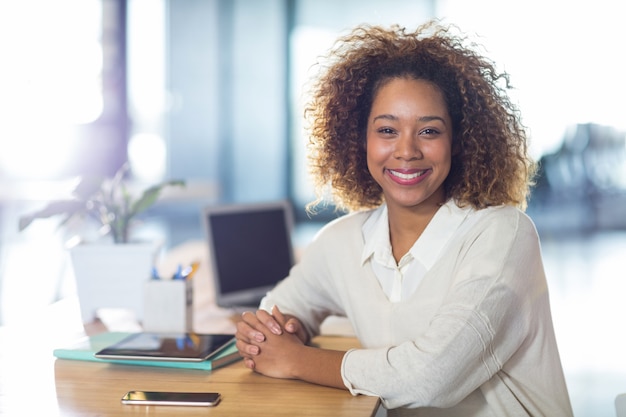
[95,333,234,362]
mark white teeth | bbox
[389,170,424,179]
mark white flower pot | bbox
[69,241,162,323]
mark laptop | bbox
[201,200,295,309]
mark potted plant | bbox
[19,163,185,323]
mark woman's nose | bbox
[394,134,422,160]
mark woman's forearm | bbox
[237,307,348,389]
[290,345,347,390]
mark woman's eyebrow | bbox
[372,114,447,124]
[417,115,447,124]
[372,114,398,122]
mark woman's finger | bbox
[235,337,260,356]
[237,311,266,343]
[255,308,283,335]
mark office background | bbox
[1,1,625,416]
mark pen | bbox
[181,261,200,281]
[173,264,183,280]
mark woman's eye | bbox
[377,127,396,135]
[420,128,440,136]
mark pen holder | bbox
[143,278,193,332]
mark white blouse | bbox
[363,202,474,302]
[261,201,573,416]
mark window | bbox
[0,0,105,180]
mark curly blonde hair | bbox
[304,21,535,213]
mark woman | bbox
[235,21,573,416]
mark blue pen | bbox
[173,264,183,280]
[176,336,185,350]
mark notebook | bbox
[202,200,295,309]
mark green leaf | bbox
[19,165,185,243]
[130,180,185,216]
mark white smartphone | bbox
[121,391,221,407]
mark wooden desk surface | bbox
[0,300,380,417]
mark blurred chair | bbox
[616,393,626,417]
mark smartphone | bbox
[121,391,221,407]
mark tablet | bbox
[94,332,235,362]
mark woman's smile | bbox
[386,168,431,185]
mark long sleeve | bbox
[341,207,572,415]
[262,205,572,416]
[260,214,358,337]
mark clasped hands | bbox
[235,305,308,379]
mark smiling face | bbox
[366,77,453,215]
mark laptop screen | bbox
[202,200,295,308]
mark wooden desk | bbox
[0,300,380,417]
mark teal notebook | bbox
[53,332,241,371]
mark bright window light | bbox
[0,0,102,179]
[436,0,626,158]
[126,0,168,183]
[128,132,167,182]
[127,0,167,119]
